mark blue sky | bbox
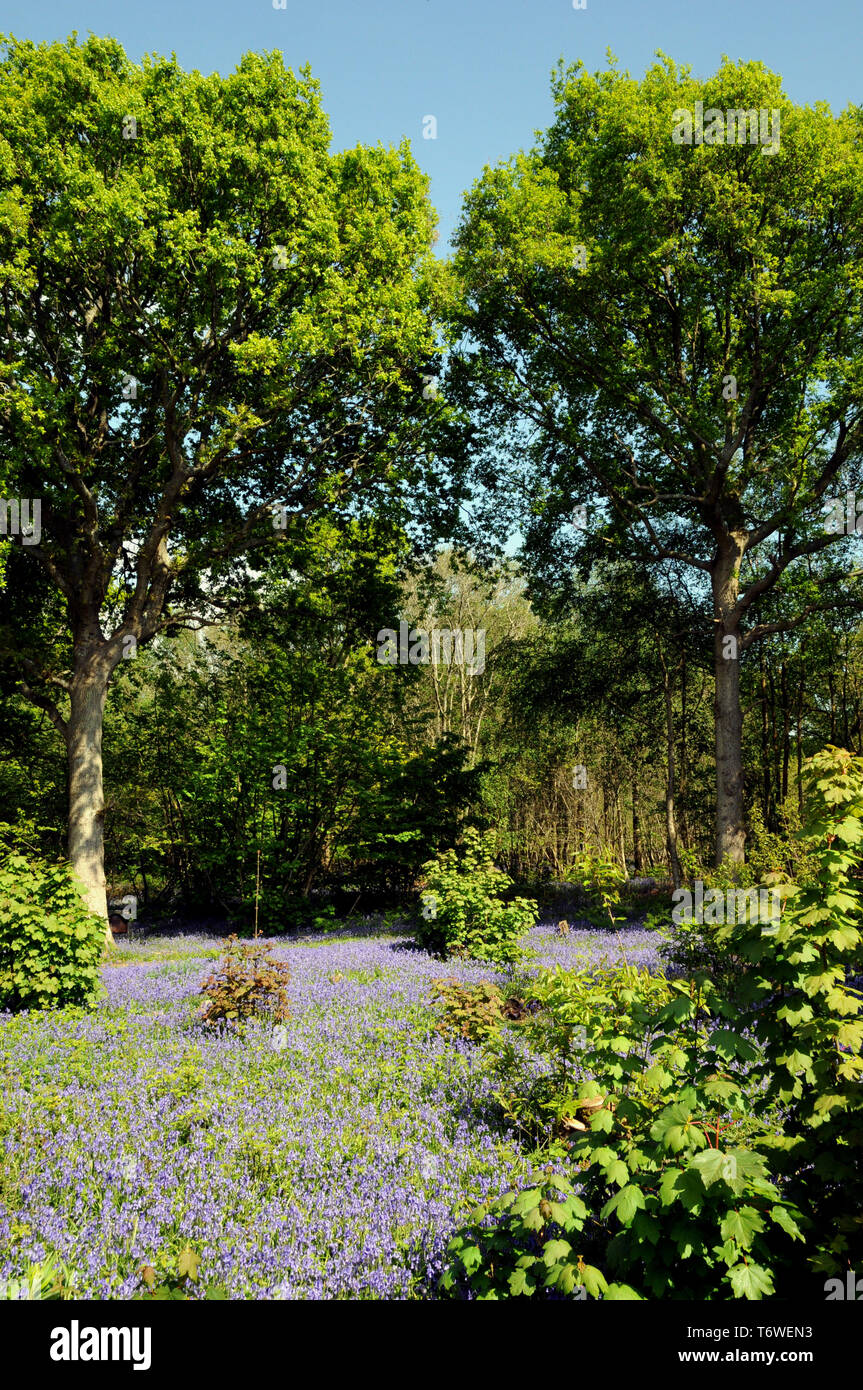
[0,0,860,249]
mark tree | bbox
[0,35,446,933]
[448,54,863,866]
[101,518,478,917]
[401,549,536,764]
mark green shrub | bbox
[0,852,105,1012]
[431,978,504,1041]
[745,802,817,887]
[717,746,863,1273]
[446,746,863,1299]
[198,935,291,1029]
[657,911,748,989]
[478,961,806,1298]
[416,828,537,964]
[439,1171,639,1300]
[562,850,626,927]
[490,960,674,1149]
[643,904,671,933]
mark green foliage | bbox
[745,803,816,886]
[661,817,807,988]
[716,746,863,1271]
[146,1052,206,1105]
[439,1171,638,1300]
[476,955,799,1295]
[563,851,626,927]
[99,534,478,918]
[489,961,806,1298]
[416,828,537,963]
[449,50,863,883]
[492,960,673,1147]
[447,746,863,1298]
[676,846,753,893]
[643,904,672,934]
[0,32,455,929]
[235,897,339,938]
[658,912,748,989]
[0,852,105,1012]
[199,935,291,1030]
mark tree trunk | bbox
[659,655,682,889]
[712,535,747,867]
[616,786,626,874]
[827,669,837,742]
[796,679,804,815]
[780,661,790,804]
[631,778,642,873]
[759,646,771,820]
[67,638,116,946]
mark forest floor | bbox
[0,922,661,1299]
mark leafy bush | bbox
[657,911,749,989]
[446,746,863,1299]
[440,1171,638,1299]
[717,746,863,1273]
[431,978,505,1041]
[745,802,817,886]
[675,804,814,898]
[416,828,537,964]
[199,935,291,1029]
[643,904,671,933]
[430,977,535,1042]
[491,960,673,1148]
[562,851,626,927]
[476,961,806,1298]
[0,852,105,1012]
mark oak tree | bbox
[0,35,445,932]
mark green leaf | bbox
[727,1262,775,1300]
[603,1184,646,1226]
[720,1207,765,1250]
[708,1028,758,1062]
[590,1107,614,1133]
[542,1239,572,1265]
[177,1246,200,1282]
[508,1266,536,1297]
[769,1205,805,1241]
[604,1159,629,1187]
[577,1263,609,1299]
